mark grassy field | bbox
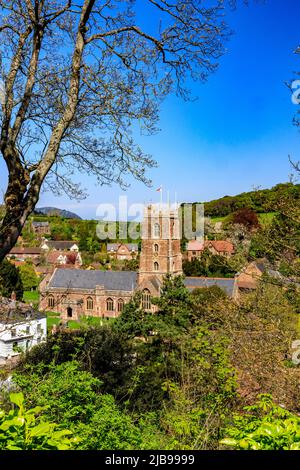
[210,212,277,226]
[23,290,40,304]
[46,313,108,332]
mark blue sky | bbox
[2,0,300,219]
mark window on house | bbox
[12,341,18,352]
[154,244,159,253]
[117,299,124,313]
[11,329,16,338]
[154,261,159,271]
[37,324,42,333]
[26,326,30,335]
[67,307,73,318]
[86,297,94,310]
[142,289,151,310]
[106,298,114,312]
[48,295,55,308]
[154,223,160,238]
[26,340,30,350]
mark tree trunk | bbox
[0,150,34,262]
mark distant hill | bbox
[200,183,300,217]
[34,206,82,220]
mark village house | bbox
[45,250,82,267]
[41,240,79,252]
[186,239,235,261]
[7,247,42,262]
[0,295,46,365]
[107,243,139,260]
[236,260,288,292]
[40,204,238,320]
[31,221,50,236]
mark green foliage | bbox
[0,259,23,300]
[23,290,39,304]
[77,394,142,450]
[123,258,139,271]
[14,361,144,450]
[249,197,300,265]
[202,183,300,217]
[220,394,300,450]
[17,273,300,450]
[19,261,39,291]
[183,250,236,278]
[0,392,75,450]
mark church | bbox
[39,204,237,320]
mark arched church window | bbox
[154,243,159,253]
[48,295,55,308]
[154,223,160,238]
[86,297,93,310]
[106,298,114,311]
[117,298,124,312]
[154,261,159,271]
[142,289,151,310]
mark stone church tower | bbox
[138,203,183,287]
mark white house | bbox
[0,297,47,364]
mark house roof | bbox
[237,280,257,290]
[9,247,41,255]
[107,243,138,252]
[184,277,236,297]
[186,240,234,253]
[0,297,46,323]
[43,240,78,250]
[32,221,49,227]
[186,240,204,251]
[207,240,234,253]
[48,268,138,292]
[46,251,78,265]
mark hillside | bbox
[200,182,300,217]
[35,206,82,220]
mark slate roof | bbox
[43,241,78,250]
[48,269,138,292]
[184,277,236,297]
[32,221,49,227]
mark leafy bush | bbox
[0,392,76,450]
[220,394,300,450]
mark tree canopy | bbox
[0,0,230,260]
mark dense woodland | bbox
[202,182,300,217]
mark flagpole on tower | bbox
[156,185,163,208]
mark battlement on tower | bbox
[141,203,181,240]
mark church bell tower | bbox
[139,203,183,284]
